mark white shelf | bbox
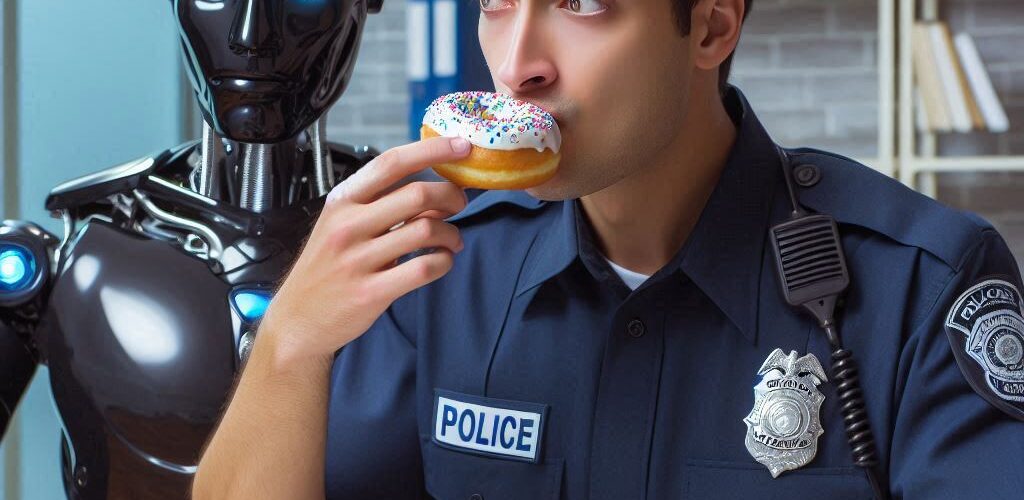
[904,156,1024,172]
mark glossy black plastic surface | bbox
[47,219,235,496]
[31,142,374,498]
[174,0,370,143]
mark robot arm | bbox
[0,219,59,438]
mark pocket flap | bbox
[685,459,874,499]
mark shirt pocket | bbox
[420,435,564,500]
[684,459,875,500]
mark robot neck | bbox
[192,114,336,212]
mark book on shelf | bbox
[914,87,930,135]
[912,22,952,132]
[953,32,1010,133]
[929,22,972,132]
[912,21,1010,134]
[944,25,986,131]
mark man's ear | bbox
[690,0,745,72]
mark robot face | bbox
[174,0,366,143]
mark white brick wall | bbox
[731,0,882,159]
[326,0,411,151]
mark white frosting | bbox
[421,91,561,153]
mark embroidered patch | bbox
[945,278,1024,403]
[744,349,827,478]
[432,389,548,463]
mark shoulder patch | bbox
[943,276,1024,421]
[445,189,548,224]
[792,148,983,271]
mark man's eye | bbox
[478,0,507,12]
[477,0,605,14]
[564,0,604,14]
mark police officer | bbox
[194,0,1024,498]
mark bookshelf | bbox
[896,0,1024,197]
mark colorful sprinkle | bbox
[421,91,561,153]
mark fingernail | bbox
[452,137,471,153]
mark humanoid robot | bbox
[0,0,384,497]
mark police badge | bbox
[744,349,828,478]
[945,278,1024,411]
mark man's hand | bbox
[192,135,472,500]
[260,135,473,367]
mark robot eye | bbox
[230,289,273,323]
[194,0,225,12]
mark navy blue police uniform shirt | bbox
[324,84,1024,499]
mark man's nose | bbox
[229,0,283,56]
[495,16,557,94]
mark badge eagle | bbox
[744,349,828,478]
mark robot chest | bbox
[45,220,271,469]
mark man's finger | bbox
[326,136,471,206]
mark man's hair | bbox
[671,0,754,97]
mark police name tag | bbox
[432,389,549,463]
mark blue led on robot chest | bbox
[432,389,549,463]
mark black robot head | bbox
[173,0,382,144]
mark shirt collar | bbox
[514,84,781,343]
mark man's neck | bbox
[578,86,738,276]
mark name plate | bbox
[432,389,548,463]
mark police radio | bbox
[769,145,891,500]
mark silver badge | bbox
[744,349,828,478]
[945,279,1024,402]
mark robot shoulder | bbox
[790,146,990,271]
[44,140,198,212]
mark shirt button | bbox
[469,495,484,500]
[627,318,646,338]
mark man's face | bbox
[174,0,363,143]
[477,0,694,200]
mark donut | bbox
[420,91,561,190]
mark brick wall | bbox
[326,0,411,151]
[326,0,1024,265]
[732,0,883,160]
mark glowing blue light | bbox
[0,248,32,289]
[232,290,272,322]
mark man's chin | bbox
[524,171,575,201]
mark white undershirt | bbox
[603,255,652,291]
